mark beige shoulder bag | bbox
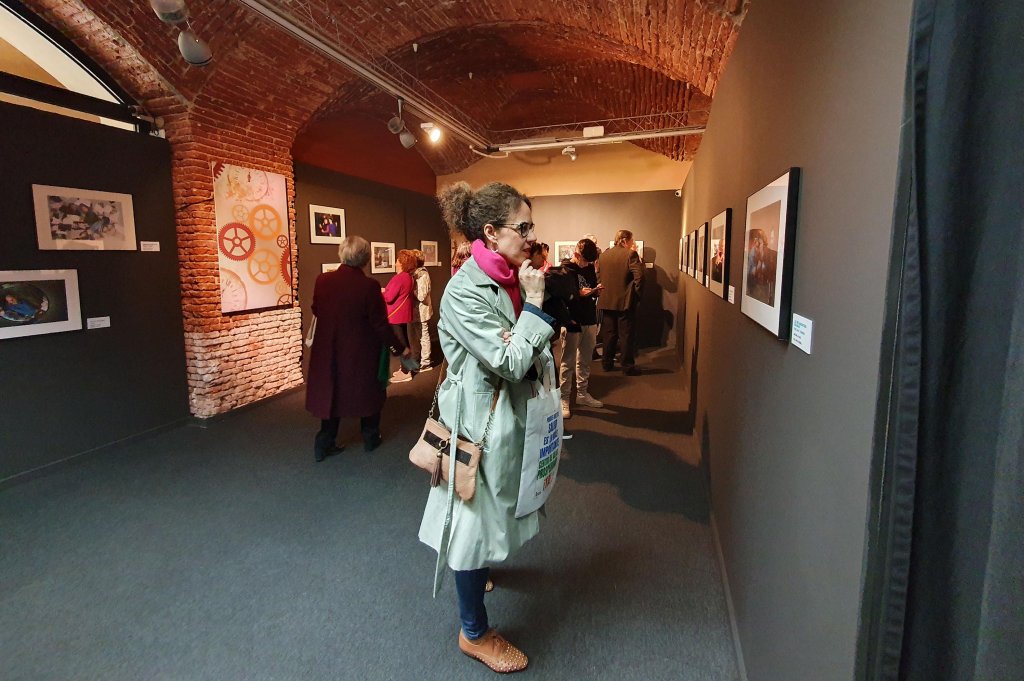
[408,362,501,502]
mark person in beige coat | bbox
[597,229,645,375]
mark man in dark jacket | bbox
[597,229,644,375]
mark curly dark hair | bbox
[437,181,532,242]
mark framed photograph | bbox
[554,240,576,264]
[309,205,345,244]
[678,238,685,272]
[212,163,292,313]
[321,263,341,273]
[708,208,732,298]
[1,270,82,340]
[694,223,708,285]
[371,242,396,274]
[420,240,440,267]
[741,168,801,339]
[33,185,136,251]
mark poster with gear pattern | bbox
[212,163,293,313]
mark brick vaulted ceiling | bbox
[22,0,748,174]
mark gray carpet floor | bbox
[0,349,740,681]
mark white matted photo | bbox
[371,242,396,274]
[1,270,82,340]
[554,241,576,263]
[709,208,732,298]
[309,205,345,244]
[741,168,801,339]
[321,263,341,273]
[33,185,136,251]
[695,224,708,285]
[420,241,440,267]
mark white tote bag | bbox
[515,360,563,518]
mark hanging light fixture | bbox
[387,98,418,149]
[149,0,188,24]
[420,122,442,144]
[150,1,213,67]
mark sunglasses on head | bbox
[493,221,536,238]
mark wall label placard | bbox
[87,316,111,329]
[791,313,813,354]
[140,241,161,251]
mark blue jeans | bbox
[455,567,490,640]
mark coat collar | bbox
[460,256,519,326]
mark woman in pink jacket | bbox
[383,249,418,382]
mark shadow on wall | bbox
[636,247,671,349]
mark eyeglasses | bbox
[493,222,536,237]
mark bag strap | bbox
[428,359,502,448]
[387,293,410,320]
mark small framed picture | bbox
[1,270,82,340]
[33,185,136,251]
[309,205,345,244]
[321,263,341,273]
[694,223,708,285]
[709,208,732,298]
[741,168,801,339]
[371,242,396,274]
[420,241,440,267]
[554,241,576,263]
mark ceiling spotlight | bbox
[387,116,405,134]
[562,145,577,161]
[420,122,442,144]
[150,0,188,24]
[178,29,212,66]
[399,129,418,149]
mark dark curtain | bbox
[859,1,1024,680]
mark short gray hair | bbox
[338,236,370,268]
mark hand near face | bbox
[519,260,545,307]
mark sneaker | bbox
[624,366,642,376]
[561,399,571,419]
[562,431,574,440]
[458,629,528,673]
[391,369,413,383]
[576,392,604,408]
[419,365,434,372]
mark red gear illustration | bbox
[218,223,255,261]
[280,249,292,285]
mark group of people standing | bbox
[303,181,646,674]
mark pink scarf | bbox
[472,239,522,317]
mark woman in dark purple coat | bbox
[306,236,410,459]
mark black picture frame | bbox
[740,168,801,339]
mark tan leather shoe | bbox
[458,629,528,673]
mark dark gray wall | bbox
[293,163,448,370]
[677,0,913,679]
[0,102,188,482]
[532,190,682,349]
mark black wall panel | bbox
[0,102,188,481]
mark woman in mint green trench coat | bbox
[419,181,558,673]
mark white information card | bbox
[791,313,813,354]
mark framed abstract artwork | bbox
[212,163,293,313]
[33,185,136,251]
[708,208,732,298]
[0,270,82,340]
[309,205,345,244]
[321,263,341,273]
[371,242,396,274]
[741,168,801,339]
